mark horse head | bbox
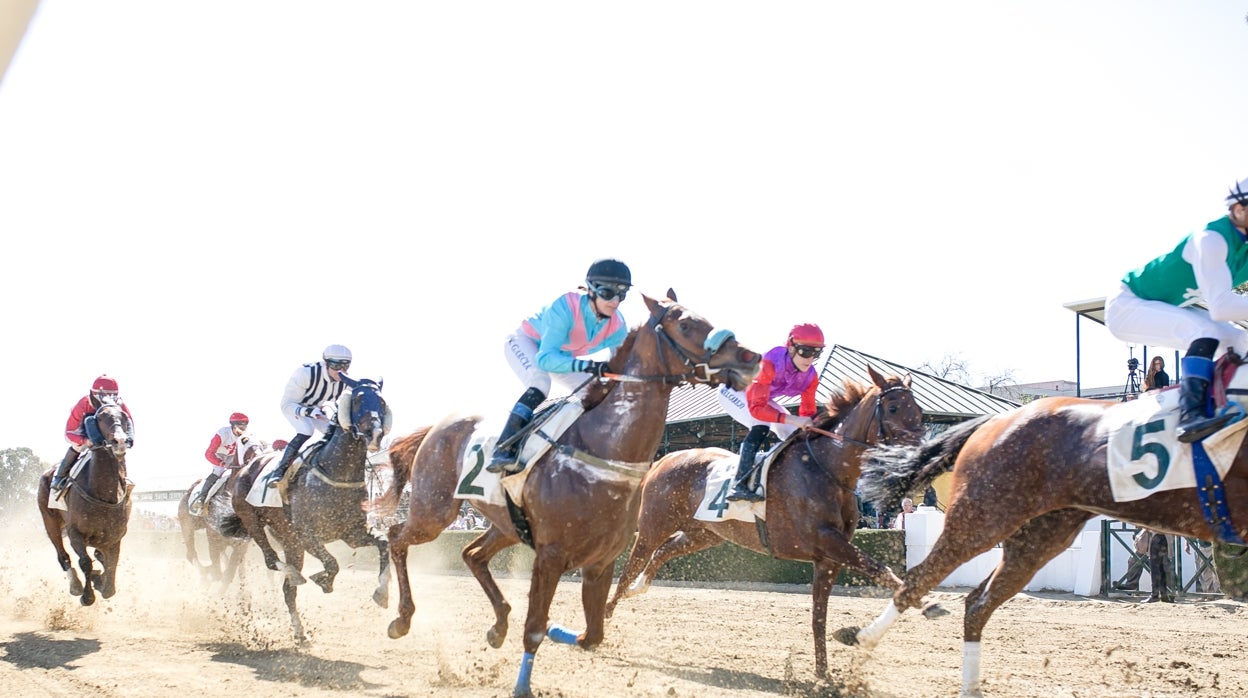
[335,378,391,452]
[630,289,760,390]
[865,366,925,447]
[92,401,133,460]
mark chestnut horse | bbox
[837,355,1248,697]
[605,366,926,678]
[372,291,760,698]
[37,401,134,606]
[221,376,391,643]
[176,438,269,588]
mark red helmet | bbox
[273,439,289,451]
[229,412,249,425]
[788,323,825,347]
[91,375,120,397]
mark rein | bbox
[600,304,725,385]
[800,384,916,492]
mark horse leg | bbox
[956,510,1090,698]
[340,525,390,608]
[810,558,843,679]
[300,533,339,594]
[513,551,566,698]
[41,511,82,596]
[283,548,308,646]
[549,558,613,649]
[238,508,284,573]
[97,542,121,599]
[69,535,96,606]
[607,527,723,617]
[462,526,521,649]
[841,496,1034,652]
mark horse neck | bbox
[82,448,126,502]
[315,429,368,476]
[575,332,680,462]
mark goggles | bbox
[326,359,351,371]
[230,421,249,428]
[792,344,823,359]
[589,282,629,302]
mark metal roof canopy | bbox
[1063,296,1248,395]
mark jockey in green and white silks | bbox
[1106,177,1248,442]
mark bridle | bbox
[602,302,740,385]
[801,383,919,492]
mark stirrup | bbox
[1177,414,1233,443]
[726,485,764,503]
[485,452,517,474]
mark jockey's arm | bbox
[1186,230,1248,321]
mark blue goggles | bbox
[589,282,629,302]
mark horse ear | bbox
[903,372,913,389]
[866,364,885,386]
[666,288,677,302]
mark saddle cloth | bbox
[243,451,287,508]
[1106,387,1248,501]
[692,447,776,523]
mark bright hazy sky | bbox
[3,2,1248,492]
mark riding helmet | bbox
[788,323,825,347]
[229,412,249,425]
[91,375,120,397]
[585,258,632,288]
[322,344,352,363]
[1227,178,1248,208]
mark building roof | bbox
[664,344,1019,425]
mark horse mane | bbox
[813,378,872,431]
[371,426,431,515]
[582,323,642,409]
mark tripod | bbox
[1121,366,1143,402]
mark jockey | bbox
[266,344,352,487]
[1106,177,1248,443]
[485,258,632,475]
[189,412,250,515]
[51,375,135,496]
[717,323,824,502]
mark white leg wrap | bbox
[856,601,901,650]
[961,641,982,698]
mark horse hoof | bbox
[921,602,950,619]
[486,624,507,649]
[372,588,388,608]
[387,619,410,640]
[832,626,861,646]
[310,571,334,593]
[80,594,96,607]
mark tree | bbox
[919,354,971,384]
[0,447,49,522]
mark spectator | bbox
[891,498,916,530]
[1144,356,1171,392]
[1185,538,1221,595]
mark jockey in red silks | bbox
[51,375,134,495]
[189,412,250,515]
[716,323,824,502]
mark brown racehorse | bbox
[37,401,134,606]
[221,376,391,644]
[605,366,926,678]
[837,356,1248,698]
[371,290,760,698]
[176,439,268,589]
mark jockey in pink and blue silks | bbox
[485,258,632,475]
[1106,177,1248,443]
[716,323,824,502]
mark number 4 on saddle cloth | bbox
[1106,357,1248,544]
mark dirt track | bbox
[3,526,1247,698]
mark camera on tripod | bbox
[1127,357,1140,372]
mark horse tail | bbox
[372,426,432,515]
[218,513,246,538]
[859,415,990,515]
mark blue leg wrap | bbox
[513,652,535,698]
[547,624,579,645]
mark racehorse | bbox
[37,401,134,606]
[605,366,926,678]
[221,376,391,643]
[176,438,269,589]
[836,354,1248,698]
[371,290,760,698]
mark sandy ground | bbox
[3,525,1247,698]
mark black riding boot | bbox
[191,472,220,514]
[1176,338,1230,443]
[727,425,770,502]
[50,446,78,494]
[267,433,310,488]
[486,388,546,475]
